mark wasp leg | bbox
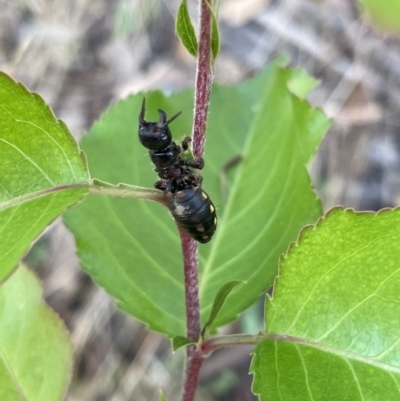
[193,175,203,186]
[179,157,204,170]
[182,136,191,151]
[190,158,204,170]
[154,180,167,190]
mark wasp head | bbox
[138,98,181,151]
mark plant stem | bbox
[181,0,214,400]
[192,0,213,159]
[181,353,205,401]
[179,227,201,344]
[179,227,203,401]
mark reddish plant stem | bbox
[192,0,213,159]
[182,353,205,401]
[179,227,203,401]
[179,227,201,344]
[181,1,214,400]
[182,333,267,401]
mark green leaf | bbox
[287,67,320,99]
[159,390,169,401]
[252,208,400,400]
[210,11,220,61]
[64,63,330,338]
[359,0,400,33]
[172,336,194,352]
[202,280,243,336]
[0,265,73,401]
[205,0,221,61]
[0,72,90,281]
[176,0,198,57]
[201,64,330,331]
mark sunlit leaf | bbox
[287,68,320,99]
[359,0,400,33]
[0,72,89,281]
[252,208,400,400]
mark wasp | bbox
[138,99,217,243]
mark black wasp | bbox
[138,99,217,243]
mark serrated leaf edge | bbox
[0,72,90,182]
[269,206,399,304]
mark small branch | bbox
[192,0,213,159]
[200,333,267,354]
[88,183,164,203]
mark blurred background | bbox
[2,0,400,400]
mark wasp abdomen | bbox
[164,185,217,243]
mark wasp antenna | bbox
[166,111,182,125]
[139,98,146,124]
